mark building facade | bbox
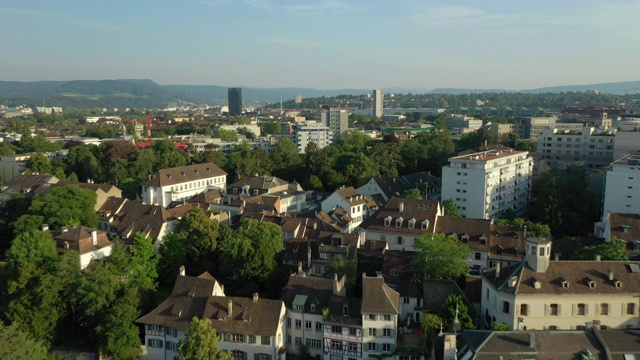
[444,115,483,135]
[317,107,348,142]
[373,89,383,119]
[294,122,334,154]
[534,127,615,172]
[441,147,533,220]
[228,87,243,116]
[602,151,640,216]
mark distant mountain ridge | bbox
[0,79,638,109]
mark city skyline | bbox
[1,0,639,90]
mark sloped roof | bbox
[360,196,439,234]
[361,276,400,314]
[138,273,283,336]
[279,275,335,315]
[422,279,465,313]
[609,213,640,243]
[1,173,58,194]
[98,197,176,241]
[335,187,370,206]
[141,162,227,187]
[435,216,491,252]
[230,175,288,191]
[55,225,112,255]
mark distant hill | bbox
[0,79,638,110]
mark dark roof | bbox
[361,276,400,314]
[279,275,335,315]
[1,173,57,194]
[55,225,112,255]
[98,197,176,241]
[490,225,526,260]
[51,180,120,194]
[359,196,440,234]
[229,175,287,191]
[435,216,491,252]
[422,279,465,313]
[335,187,370,206]
[141,162,227,187]
[189,189,223,204]
[609,213,640,243]
[483,260,640,295]
[137,273,283,336]
[460,330,606,360]
[595,329,640,357]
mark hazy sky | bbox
[1,0,638,90]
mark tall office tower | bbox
[316,106,348,141]
[294,94,302,104]
[228,88,243,116]
[373,89,383,118]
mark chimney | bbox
[179,265,186,276]
[334,273,338,281]
[91,228,98,246]
[608,268,614,281]
[61,226,68,233]
[307,246,312,267]
[253,292,259,303]
[523,225,527,239]
[313,222,317,230]
[228,300,233,318]
[41,224,49,231]
[554,253,560,261]
[495,261,502,279]
[399,202,404,213]
[595,254,601,261]
[529,333,536,348]
[297,261,303,274]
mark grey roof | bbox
[361,276,400,315]
[422,279,465,313]
[141,162,227,187]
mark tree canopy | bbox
[573,238,628,261]
[178,317,233,360]
[413,233,469,279]
[440,294,475,330]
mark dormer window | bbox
[479,235,487,245]
[408,218,416,229]
[311,304,316,312]
[390,269,398,276]
[561,279,569,288]
[622,225,630,234]
[396,217,403,228]
[614,280,622,288]
[461,234,469,243]
[587,278,596,288]
[421,219,429,230]
[384,216,392,227]
[343,304,349,317]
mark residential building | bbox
[0,150,68,182]
[294,122,334,153]
[218,123,261,138]
[141,162,227,208]
[441,147,533,220]
[317,107,348,142]
[97,197,177,250]
[602,152,640,216]
[358,197,441,251]
[594,212,640,256]
[360,275,400,360]
[227,175,307,213]
[0,173,59,202]
[357,172,441,204]
[228,87,243,116]
[481,237,640,330]
[614,131,640,160]
[48,180,122,210]
[373,89,383,119]
[321,187,378,234]
[53,225,113,269]
[137,271,285,360]
[534,127,615,172]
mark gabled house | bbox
[0,173,58,202]
[359,197,441,251]
[228,175,307,214]
[44,180,122,210]
[137,271,285,360]
[481,237,640,330]
[594,212,640,255]
[53,225,113,269]
[358,172,441,205]
[97,197,177,250]
[141,162,227,207]
[321,187,378,234]
[434,216,492,273]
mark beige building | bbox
[482,238,640,330]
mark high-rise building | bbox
[316,107,348,141]
[372,89,383,118]
[227,88,242,116]
[602,151,640,216]
[294,94,302,104]
[441,147,533,219]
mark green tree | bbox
[442,199,459,217]
[440,294,474,330]
[96,286,141,360]
[516,139,537,152]
[152,138,186,171]
[269,137,302,181]
[420,313,442,340]
[14,185,98,231]
[573,238,628,261]
[218,218,282,282]
[177,317,233,360]
[173,207,220,273]
[130,149,156,181]
[129,232,159,293]
[25,152,52,174]
[491,322,510,331]
[215,129,238,142]
[67,144,103,182]
[325,257,358,296]
[413,234,469,279]
[157,232,188,285]
[403,188,422,200]
[0,322,49,360]
[493,218,551,238]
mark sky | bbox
[1,0,639,90]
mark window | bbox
[539,247,545,256]
[474,252,481,260]
[287,317,291,328]
[627,303,636,315]
[166,341,178,352]
[368,314,376,321]
[520,304,529,316]
[166,327,177,337]
[248,335,256,344]
[600,303,609,315]
[331,326,342,334]
[148,339,163,348]
[368,328,377,336]
[502,301,510,314]
[306,339,322,349]
[384,216,391,226]
[547,325,558,330]
[295,319,302,329]
[403,297,410,304]
[231,334,244,343]
[416,298,422,308]
[305,320,312,329]
[349,328,357,336]
[368,343,376,351]
[286,335,291,344]
[316,322,322,331]
[310,304,316,312]
[384,315,391,321]
[390,269,398,276]
[383,344,391,352]
[348,342,358,352]
[331,340,342,350]
[549,304,559,316]
[577,303,586,316]
[383,328,391,337]
[295,337,302,346]
[397,236,403,244]
[232,350,246,360]
[343,304,349,317]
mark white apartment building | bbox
[534,127,615,171]
[602,152,640,216]
[141,162,227,207]
[321,187,378,234]
[294,121,334,154]
[373,89,384,119]
[188,135,279,156]
[138,271,286,360]
[481,238,640,331]
[441,147,533,220]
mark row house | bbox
[228,176,307,213]
[52,225,113,269]
[482,237,640,330]
[0,173,58,202]
[321,187,379,234]
[141,162,227,208]
[138,271,286,360]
